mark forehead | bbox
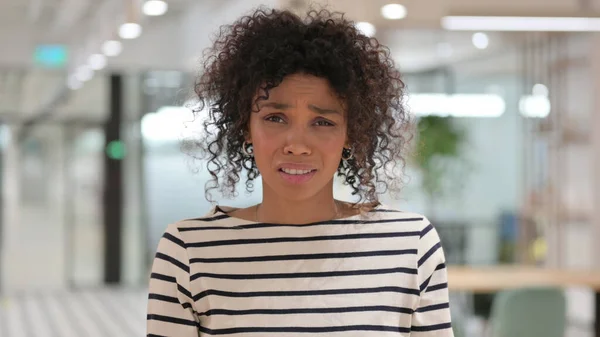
[266,74,340,103]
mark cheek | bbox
[316,131,346,163]
[253,135,278,157]
[248,122,278,161]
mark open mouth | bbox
[278,167,317,184]
[279,168,317,175]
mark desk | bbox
[448,266,600,336]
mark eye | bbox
[265,115,285,123]
[314,119,335,127]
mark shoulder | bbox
[363,204,432,232]
[167,205,245,236]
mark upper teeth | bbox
[281,168,313,175]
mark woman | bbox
[147,7,453,337]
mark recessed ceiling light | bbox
[381,4,407,20]
[532,83,549,96]
[143,0,168,16]
[119,23,142,39]
[472,32,489,49]
[75,65,94,82]
[67,75,82,90]
[442,16,600,31]
[88,54,107,70]
[102,40,122,57]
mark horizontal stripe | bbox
[420,223,433,238]
[418,241,442,267]
[147,334,168,337]
[177,284,192,299]
[190,266,417,281]
[420,264,448,291]
[184,214,230,222]
[416,302,450,313]
[162,232,185,248]
[149,273,192,299]
[154,253,189,273]
[186,231,421,248]
[179,217,424,231]
[148,294,194,311]
[426,283,448,292]
[180,225,244,231]
[190,249,417,264]
[150,272,176,283]
[198,325,411,335]
[148,293,179,304]
[193,286,420,301]
[199,305,414,316]
[147,314,199,327]
[420,275,432,292]
[411,322,452,332]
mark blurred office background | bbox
[1,0,600,336]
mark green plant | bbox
[414,116,468,214]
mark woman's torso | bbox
[177,206,428,337]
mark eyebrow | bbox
[309,104,341,115]
[260,102,341,115]
[260,102,291,110]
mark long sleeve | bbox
[147,224,200,336]
[411,221,454,336]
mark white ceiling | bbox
[2,0,596,70]
[0,0,597,123]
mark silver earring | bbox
[342,147,354,161]
[242,141,254,157]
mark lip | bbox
[278,169,317,185]
[276,163,318,185]
[276,163,317,170]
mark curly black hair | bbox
[188,7,411,204]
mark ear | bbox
[243,129,252,143]
[344,136,351,149]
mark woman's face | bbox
[247,73,348,201]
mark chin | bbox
[264,172,333,201]
[274,184,323,201]
[277,191,326,203]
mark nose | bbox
[283,125,311,156]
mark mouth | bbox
[279,167,317,175]
[277,167,318,184]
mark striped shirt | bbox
[146,205,453,337]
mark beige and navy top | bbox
[146,205,453,336]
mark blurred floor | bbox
[0,288,147,337]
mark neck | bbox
[258,183,340,224]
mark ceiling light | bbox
[356,21,376,37]
[67,75,83,90]
[472,32,489,49]
[75,65,94,82]
[102,40,122,57]
[143,0,168,16]
[88,54,107,70]
[381,4,407,20]
[119,23,142,39]
[441,16,600,32]
[408,93,506,118]
[532,83,549,97]
[520,95,551,118]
